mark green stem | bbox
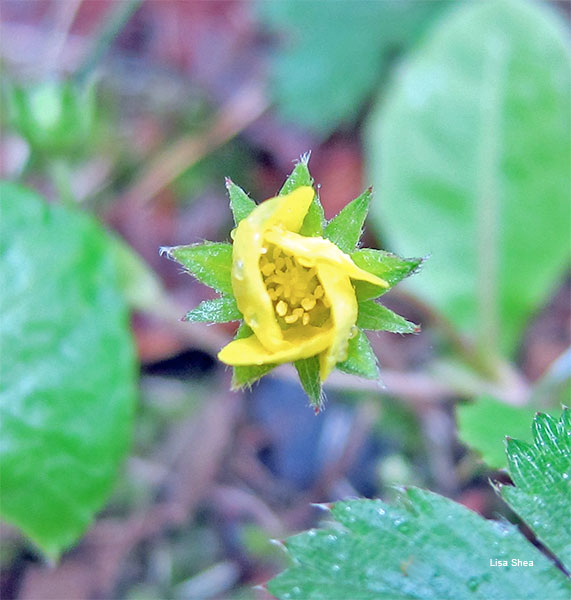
[397,290,502,382]
[475,37,506,363]
[41,0,83,76]
[529,347,571,408]
[74,0,143,85]
[49,160,75,208]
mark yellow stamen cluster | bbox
[260,244,330,328]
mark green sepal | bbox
[225,177,256,225]
[184,296,242,323]
[279,154,323,236]
[299,193,325,237]
[294,356,324,412]
[357,300,419,333]
[231,324,276,389]
[279,153,313,195]
[6,79,97,160]
[162,242,234,296]
[352,248,423,300]
[324,187,372,254]
[337,329,379,380]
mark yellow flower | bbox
[217,186,388,381]
[163,160,421,408]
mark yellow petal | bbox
[218,325,334,366]
[231,186,315,351]
[232,216,283,350]
[264,229,388,287]
[240,186,315,234]
[314,263,358,381]
[264,186,315,233]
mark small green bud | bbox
[6,79,97,160]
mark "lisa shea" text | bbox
[490,559,534,567]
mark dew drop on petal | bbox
[234,259,244,280]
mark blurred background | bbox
[0,1,569,599]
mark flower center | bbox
[260,243,330,329]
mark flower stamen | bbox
[260,242,329,329]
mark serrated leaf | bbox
[337,329,379,380]
[279,155,313,195]
[0,183,137,559]
[367,0,571,355]
[225,177,256,225]
[269,489,570,600]
[324,187,371,254]
[357,300,419,333]
[184,296,242,323]
[294,356,323,411]
[456,395,538,469]
[351,248,422,300]
[164,243,233,295]
[501,410,571,571]
[231,324,276,389]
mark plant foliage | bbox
[268,410,571,599]
[0,183,137,559]
[367,0,571,355]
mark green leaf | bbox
[456,395,538,469]
[351,248,422,300]
[184,296,242,323]
[294,356,323,412]
[357,300,419,333]
[279,154,314,195]
[231,324,276,389]
[268,489,570,600]
[337,330,379,380]
[163,242,233,295]
[324,187,371,254]
[225,177,256,225]
[500,410,571,572]
[258,0,450,136]
[0,183,137,559]
[367,0,571,355]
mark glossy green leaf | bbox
[279,154,314,195]
[357,300,419,333]
[456,395,538,469]
[500,410,571,571]
[231,324,276,389]
[163,242,233,296]
[294,356,323,412]
[184,296,242,323]
[367,0,571,355]
[269,489,570,600]
[337,330,379,380]
[259,0,450,135]
[225,177,256,225]
[0,183,137,559]
[324,187,371,254]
